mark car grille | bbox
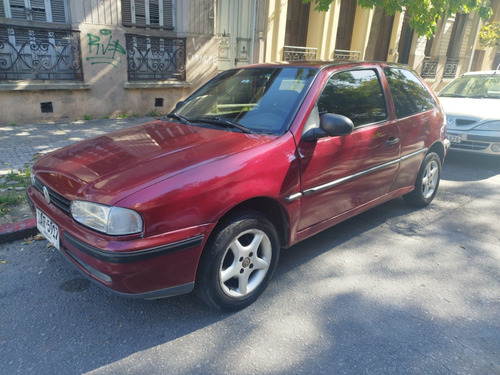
[33,177,72,215]
[456,119,476,126]
[450,140,489,151]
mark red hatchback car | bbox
[28,61,449,311]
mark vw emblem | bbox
[447,118,454,127]
[43,186,51,204]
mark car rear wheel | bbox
[404,152,441,207]
[195,212,280,311]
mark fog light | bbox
[492,144,500,153]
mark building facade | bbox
[0,0,218,124]
[1,0,499,124]
[262,0,500,92]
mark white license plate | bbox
[36,209,60,250]
[448,134,462,143]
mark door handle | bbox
[386,137,400,147]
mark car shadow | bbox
[443,151,500,182]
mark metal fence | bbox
[333,49,361,60]
[0,25,83,81]
[421,57,438,79]
[443,58,459,79]
[283,46,317,61]
[125,34,186,81]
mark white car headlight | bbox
[70,201,143,235]
[474,121,500,131]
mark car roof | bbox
[462,70,500,76]
[237,60,408,70]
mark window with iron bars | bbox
[125,34,185,81]
[0,0,82,81]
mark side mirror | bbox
[302,113,354,142]
[174,101,184,110]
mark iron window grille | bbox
[421,57,438,79]
[125,34,185,81]
[0,25,83,81]
[443,58,459,79]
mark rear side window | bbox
[384,67,436,118]
[317,69,387,128]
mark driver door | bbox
[296,68,400,236]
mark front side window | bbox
[175,67,318,135]
[317,69,387,127]
[384,67,436,118]
[122,0,174,30]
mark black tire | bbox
[195,212,280,311]
[403,152,441,207]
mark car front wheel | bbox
[195,212,280,311]
[404,152,441,207]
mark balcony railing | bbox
[443,58,459,79]
[421,57,438,79]
[125,34,186,81]
[283,46,317,61]
[0,25,83,81]
[333,49,361,60]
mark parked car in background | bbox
[438,70,500,156]
[28,62,448,311]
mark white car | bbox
[438,70,500,156]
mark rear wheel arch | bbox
[428,141,445,164]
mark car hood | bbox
[439,97,500,130]
[34,120,275,205]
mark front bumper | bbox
[27,186,214,298]
[447,131,500,156]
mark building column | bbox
[264,0,288,62]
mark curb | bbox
[0,218,38,244]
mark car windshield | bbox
[174,67,318,135]
[439,74,500,99]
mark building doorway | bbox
[217,0,256,70]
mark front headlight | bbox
[70,201,143,235]
[474,121,500,131]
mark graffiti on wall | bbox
[187,37,217,65]
[86,29,126,68]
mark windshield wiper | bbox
[165,112,191,125]
[439,94,465,98]
[192,116,253,134]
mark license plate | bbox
[36,209,60,250]
[448,134,462,143]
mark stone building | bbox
[1,0,499,124]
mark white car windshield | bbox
[439,74,500,99]
[174,67,318,135]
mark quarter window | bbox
[384,67,436,118]
[317,69,387,128]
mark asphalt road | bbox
[1,151,499,375]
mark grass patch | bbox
[0,168,31,216]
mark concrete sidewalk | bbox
[0,116,156,243]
